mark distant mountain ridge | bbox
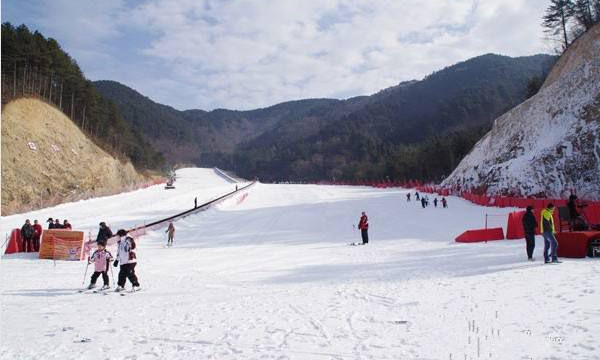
[95,53,556,181]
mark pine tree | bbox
[543,0,575,50]
[573,0,595,30]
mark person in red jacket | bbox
[358,212,369,245]
[32,219,43,252]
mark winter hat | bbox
[526,206,533,211]
[116,229,127,237]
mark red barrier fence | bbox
[455,228,505,243]
[4,229,22,254]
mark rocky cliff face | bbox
[1,97,148,215]
[443,24,600,200]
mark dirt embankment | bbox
[1,97,155,215]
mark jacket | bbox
[90,249,113,272]
[522,211,537,234]
[540,208,555,234]
[32,224,43,238]
[96,226,113,245]
[116,236,136,265]
[21,224,34,239]
[358,215,369,230]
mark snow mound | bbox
[443,25,600,199]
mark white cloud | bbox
[4,0,551,110]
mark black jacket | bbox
[21,224,34,239]
[96,226,113,245]
[522,211,537,234]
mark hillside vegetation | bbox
[1,98,147,215]
[1,23,165,170]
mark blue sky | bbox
[2,0,552,111]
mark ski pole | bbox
[82,260,90,285]
[110,264,116,287]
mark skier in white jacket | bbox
[114,229,140,292]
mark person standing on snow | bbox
[20,219,34,252]
[541,204,560,264]
[114,229,140,292]
[522,206,538,261]
[420,197,426,208]
[32,220,43,252]
[87,243,114,290]
[415,192,420,201]
[96,222,113,247]
[165,222,175,247]
[406,193,411,202]
[358,212,369,245]
[441,197,448,208]
[433,198,438,207]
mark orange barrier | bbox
[39,230,85,261]
[455,228,505,243]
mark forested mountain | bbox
[94,80,337,164]
[97,54,555,182]
[0,23,165,170]
[232,54,556,182]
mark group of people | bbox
[522,204,561,264]
[46,217,72,229]
[18,217,73,252]
[19,219,43,252]
[407,191,448,208]
[521,195,593,264]
[88,222,140,292]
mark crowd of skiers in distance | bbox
[19,217,73,252]
[407,191,448,209]
[88,222,140,292]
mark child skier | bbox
[114,229,141,292]
[88,243,113,290]
[165,222,175,247]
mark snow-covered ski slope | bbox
[1,168,598,360]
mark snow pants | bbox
[167,233,174,244]
[91,271,109,286]
[361,229,369,244]
[118,263,140,287]
[33,236,40,252]
[22,237,33,252]
[542,232,558,262]
[525,232,535,259]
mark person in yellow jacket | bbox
[541,204,560,263]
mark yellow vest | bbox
[540,208,555,233]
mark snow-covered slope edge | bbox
[443,24,600,199]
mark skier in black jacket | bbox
[522,206,538,261]
[96,222,113,246]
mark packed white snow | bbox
[1,168,598,360]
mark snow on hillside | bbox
[443,25,600,199]
[1,168,598,360]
